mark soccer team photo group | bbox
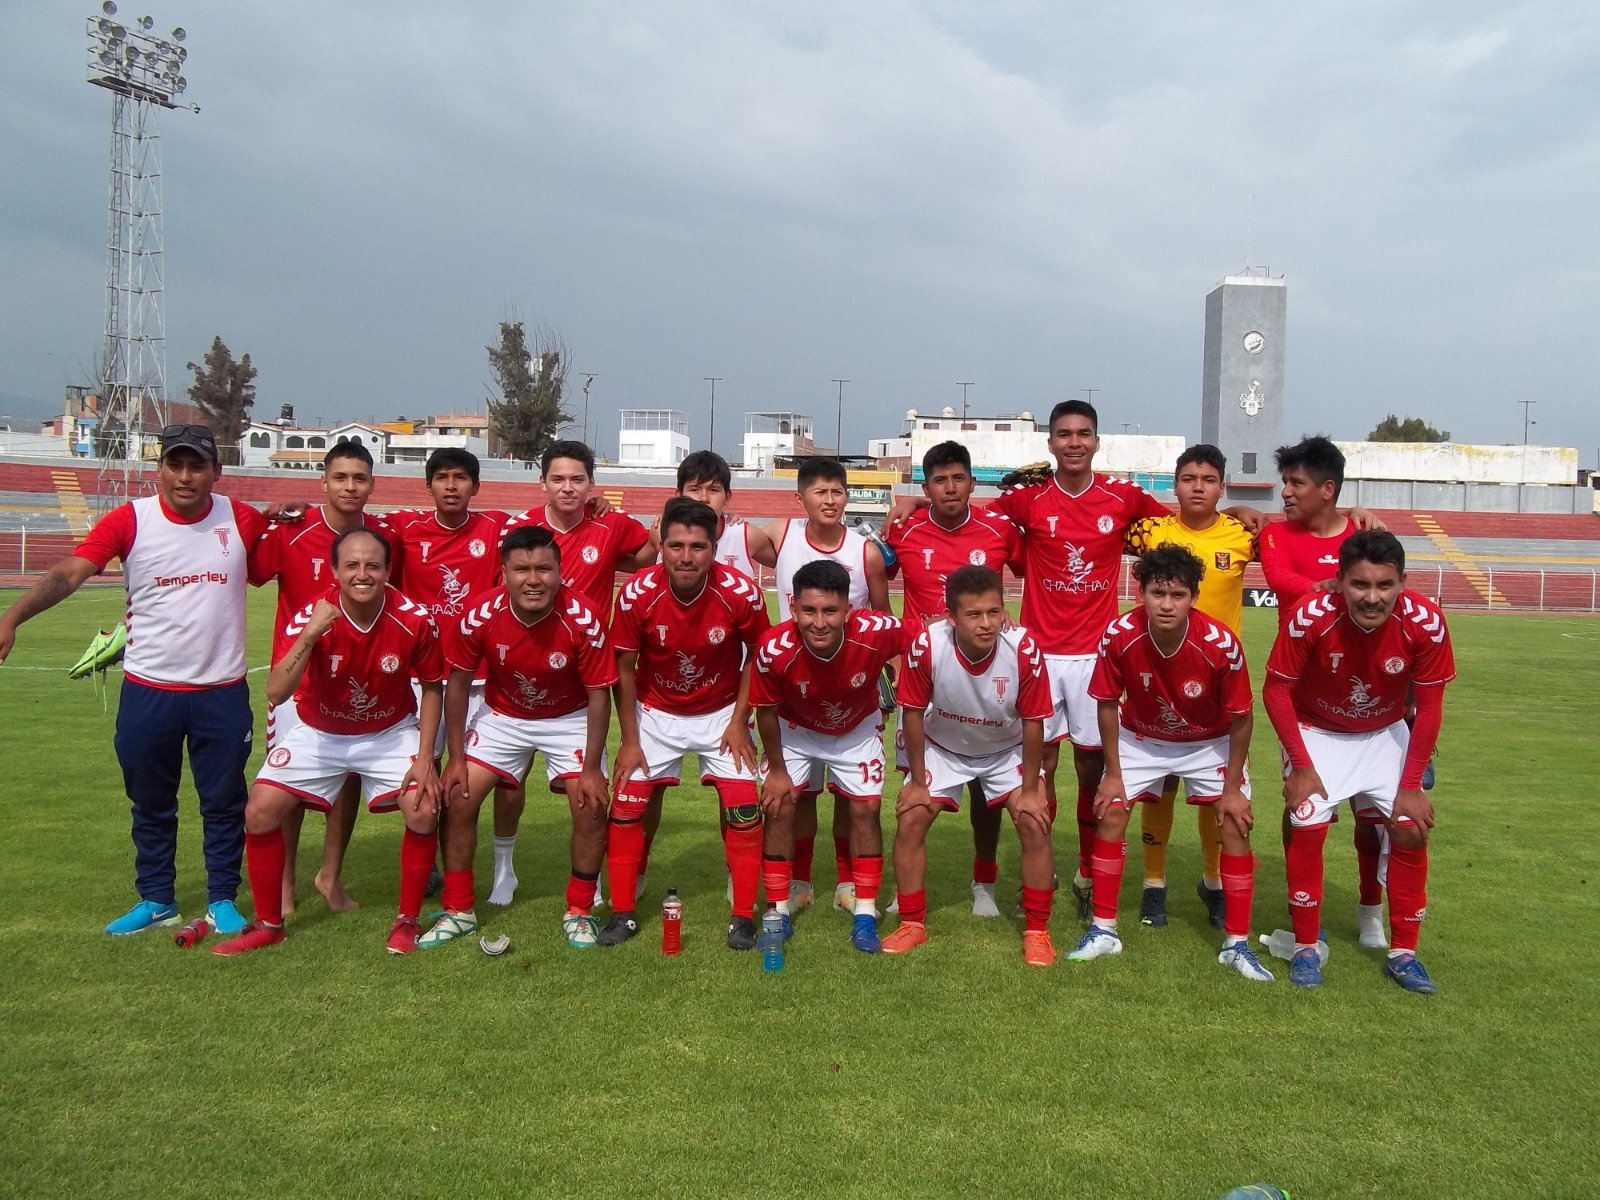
[0,402,1455,995]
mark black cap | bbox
[160,423,220,464]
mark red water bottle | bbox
[661,888,683,955]
[173,918,211,948]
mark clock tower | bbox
[1200,271,1287,506]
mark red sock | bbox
[973,858,998,886]
[246,828,287,926]
[1386,843,1429,952]
[1089,836,1126,923]
[1219,851,1255,940]
[834,836,853,888]
[852,853,883,904]
[639,833,655,876]
[1285,823,1329,945]
[398,829,438,919]
[441,868,475,914]
[1076,783,1097,878]
[793,835,815,884]
[1354,822,1384,906]
[606,791,650,915]
[566,871,598,915]
[1021,884,1053,932]
[897,888,927,924]
[723,826,762,918]
[762,855,792,905]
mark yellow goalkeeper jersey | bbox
[1125,513,1257,633]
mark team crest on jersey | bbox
[798,681,809,696]
[419,542,432,562]
[994,675,1010,700]
[213,526,232,554]
[582,546,601,564]
[922,548,935,569]
[311,557,325,581]
[1215,551,1232,570]
[496,643,510,664]
[267,747,292,768]
[468,538,487,558]
[437,565,470,616]
[1383,656,1407,675]
[329,654,344,675]
[707,626,727,645]
[548,651,569,670]
[1047,516,1059,535]
[379,654,401,674]
[1096,514,1115,535]
[850,672,868,689]
[1182,679,1204,699]
[969,549,987,566]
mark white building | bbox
[617,409,690,469]
[240,419,390,470]
[742,412,816,472]
[903,408,1184,489]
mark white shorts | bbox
[920,739,1032,811]
[633,701,755,785]
[1284,720,1409,828]
[1113,729,1249,808]
[764,713,886,802]
[1044,654,1098,748]
[265,700,303,752]
[418,679,485,757]
[466,706,606,792]
[257,718,422,813]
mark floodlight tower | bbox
[84,3,196,510]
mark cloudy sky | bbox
[3,1,1596,462]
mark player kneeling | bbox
[1068,545,1272,982]
[1264,530,1454,993]
[605,499,771,950]
[883,567,1057,966]
[426,526,615,950]
[214,529,444,956]
[752,561,919,953]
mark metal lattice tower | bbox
[84,4,196,513]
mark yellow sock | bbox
[1141,784,1178,886]
[1198,805,1223,886]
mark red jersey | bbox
[884,506,1022,624]
[1257,516,1355,626]
[286,586,444,735]
[611,564,771,715]
[987,473,1167,656]
[500,507,650,618]
[446,586,618,720]
[252,508,403,664]
[751,612,920,735]
[1089,607,1252,743]
[387,507,511,624]
[1265,589,1455,734]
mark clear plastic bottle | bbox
[761,907,785,973]
[661,888,683,955]
[1259,928,1328,965]
[852,518,898,570]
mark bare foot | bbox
[314,870,361,912]
[282,876,298,918]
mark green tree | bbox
[1367,413,1450,442]
[486,320,573,463]
[185,336,257,465]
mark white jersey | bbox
[773,518,871,618]
[899,623,1052,759]
[715,520,757,582]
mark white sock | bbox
[487,837,519,906]
[1145,878,1166,889]
[493,836,516,870]
[853,898,877,917]
[776,898,792,916]
[1222,934,1246,949]
[1202,876,1222,890]
[1093,918,1117,933]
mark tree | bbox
[185,336,257,465]
[486,320,573,464]
[1367,413,1450,443]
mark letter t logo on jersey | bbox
[922,548,934,569]
[657,625,669,644]
[311,557,325,581]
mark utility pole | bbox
[704,377,721,454]
[832,378,850,456]
[957,381,975,419]
[1082,386,1099,410]
[1519,399,1537,445]
[580,373,596,447]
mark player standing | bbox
[605,498,772,949]
[751,561,916,952]
[882,567,1056,965]
[427,526,615,949]
[1263,531,1454,993]
[212,528,445,956]
[1067,546,1273,981]
[883,441,1023,917]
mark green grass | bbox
[1,588,1596,1198]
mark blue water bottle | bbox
[854,518,898,570]
[761,907,785,973]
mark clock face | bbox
[1243,331,1265,354]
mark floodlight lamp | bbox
[99,49,115,65]
[175,45,186,60]
[125,44,140,61]
[175,76,186,91]
[139,14,153,29]
[97,17,111,34]
[172,26,185,41]
[110,23,124,40]
[102,1,117,14]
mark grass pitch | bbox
[0,587,1596,1199]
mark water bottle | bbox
[661,889,683,955]
[761,907,785,973]
[1258,928,1328,964]
[853,518,898,570]
[173,918,211,948]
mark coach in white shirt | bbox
[0,426,268,936]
